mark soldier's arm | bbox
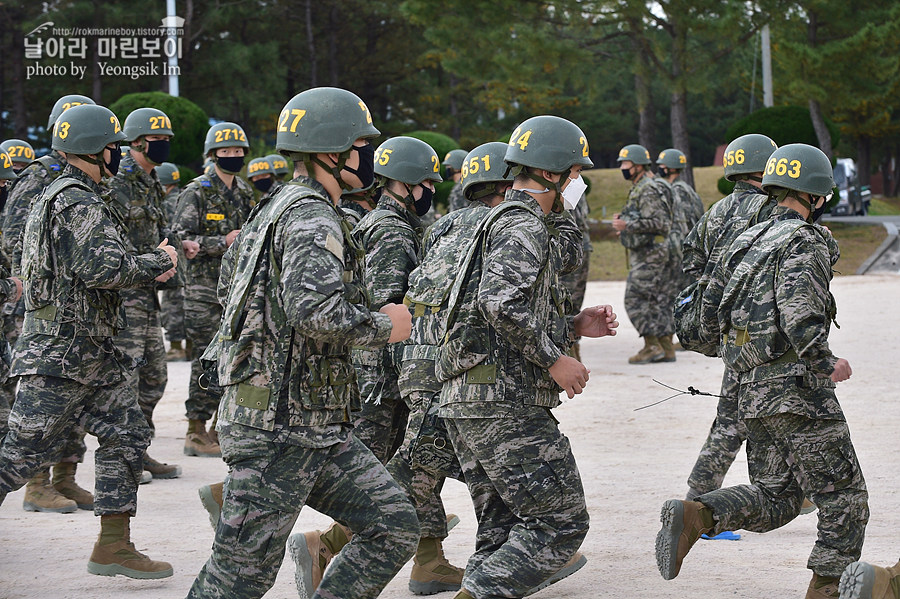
[172,185,229,258]
[363,223,418,309]
[477,210,561,369]
[217,237,242,305]
[624,185,670,235]
[547,209,584,276]
[682,211,711,279]
[280,204,392,348]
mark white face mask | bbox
[562,174,587,210]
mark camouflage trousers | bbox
[624,244,674,337]
[353,362,408,464]
[160,287,185,343]
[184,298,222,421]
[187,424,419,599]
[687,366,748,497]
[445,411,590,599]
[698,413,869,577]
[115,306,167,435]
[0,374,150,515]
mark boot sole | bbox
[409,579,462,595]
[23,501,76,513]
[145,467,182,479]
[183,447,221,458]
[197,486,221,529]
[287,533,315,599]
[523,553,587,596]
[839,562,875,599]
[656,499,684,580]
[87,561,173,579]
[446,514,460,532]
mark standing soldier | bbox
[656,144,868,599]
[612,143,674,364]
[0,150,24,445]
[443,148,468,213]
[656,148,703,298]
[267,153,292,182]
[0,104,177,578]
[186,86,418,599]
[247,156,283,199]
[155,161,188,360]
[0,139,35,178]
[173,121,254,458]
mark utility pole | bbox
[761,25,773,107]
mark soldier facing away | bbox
[155,161,189,361]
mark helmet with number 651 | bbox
[51,104,126,156]
[761,143,834,197]
[374,136,442,185]
[723,134,777,182]
[462,142,515,201]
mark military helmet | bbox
[617,144,651,165]
[657,148,687,170]
[48,94,95,131]
[442,149,467,171]
[374,136,443,185]
[0,150,18,180]
[155,162,181,185]
[0,139,35,165]
[247,156,276,178]
[723,134,778,182]
[266,153,291,178]
[462,142,515,201]
[276,87,380,155]
[123,107,175,141]
[505,115,593,173]
[51,104,126,155]
[203,122,249,155]
[761,143,834,197]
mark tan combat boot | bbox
[52,462,93,510]
[184,419,221,457]
[807,573,841,598]
[446,513,460,532]
[524,551,587,596]
[143,451,181,480]
[453,590,475,599]
[655,499,714,580]
[198,481,224,529]
[88,513,173,579]
[289,521,352,599]
[655,335,677,362]
[409,537,464,595]
[629,336,665,364]
[165,340,186,361]
[801,498,818,514]
[23,469,77,513]
[840,560,900,599]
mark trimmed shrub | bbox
[725,105,841,149]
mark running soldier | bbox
[840,558,900,599]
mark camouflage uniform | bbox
[667,178,704,295]
[697,206,868,578]
[438,190,589,599]
[447,181,466,213]
[172,170,253,422]
[160,186,186,344]
[106,154,180,433]
[351,197,422,464]
[682,181,775,497]
[339,197,368,228]
[0,165,172,512]
[559,194,592,313]
[619,175,673,337]
[187,176,418,599]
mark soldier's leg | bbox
[161,287,186,343]
[686,367,747,498]
[353,364,402,464]
[137,311,168,433]
[184,299,223,422]
[623,256,656,337]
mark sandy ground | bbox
[1,274,898,599]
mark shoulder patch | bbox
[201,179,212,187]
[324,232,344,263]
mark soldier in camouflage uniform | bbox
[107,108,198,480]
[0,151,24,438]
[612,143,675,363]
[656,144,868,599]
[247,156,284,200]
[173,121,254,457]
[188,87,418,599]
[444,148,468,213]
[559,189,592,362]
[680,134,778,501]
[266,153,292,182]
[438,116,618,599]
[656,148,703,298]
[0,139,35,178]
[0,94,97,513]
[0,104,177,578]
[155,161,188,360]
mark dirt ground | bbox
[1,274,897,599]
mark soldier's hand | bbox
[831,358,852,382]
[380,303,412,343]
[611,214,626,232]
[225,229,241,247]
[574,304,618,338]
[158,238,178,269]
[155,268,176,283]
[9,277,22,303]
[549,354,590,399]
[182,239,200,259]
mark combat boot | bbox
[288,521,352,599]
[446,513,460,532]
[628,336,665,364]
[452,590,474,599]
[655,499,714,580]
[165,340,186,361]
[52,462,93,510]
[184,419,221,457]
[409,537,464,595]
[23,469,77,513]
[655,335,677,362]
[807,573,841,598]
[88,513,173,579]
[840,560,900,599]
[801,498,818,515]
[524,551,587,596]
[142,451,181,479]
[198,481,224,529]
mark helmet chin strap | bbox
[381,179,417,213]
[509,165,569,212]
[303,150,353,191]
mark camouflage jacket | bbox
[706,206,842,419]
[339,197,368,228]
[447,181,466,213]
[1,150,67,275]
[214,177,392,436]
[10,165,172,385]
[439,190,573,419]
[619,174,672,251]
[162,187,180,225]
[670,179,705,246]
[172,170,253,303]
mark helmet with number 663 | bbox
[761,143,834,197]
[462,142,515,201]
[204,122,249,155]
[723,134,777,182]
[505,115,593,173]
[275,87,380,155]
[374,136,442,185]
[51,104,126,156]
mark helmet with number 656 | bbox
[51,104,126,156]
[723,134,777,182]
[761,143,834,197]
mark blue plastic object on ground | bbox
[701,530,741,541]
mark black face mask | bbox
[216,155,245,175]
[811,197,828,223]
[145,139,170,165]
[414,184,433,216]
[0,186,8,209]
[12,167,24,175]
[253,177,273,193]
[105,146,121,176]
[342,143,375,189]
[621,167,633,180]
